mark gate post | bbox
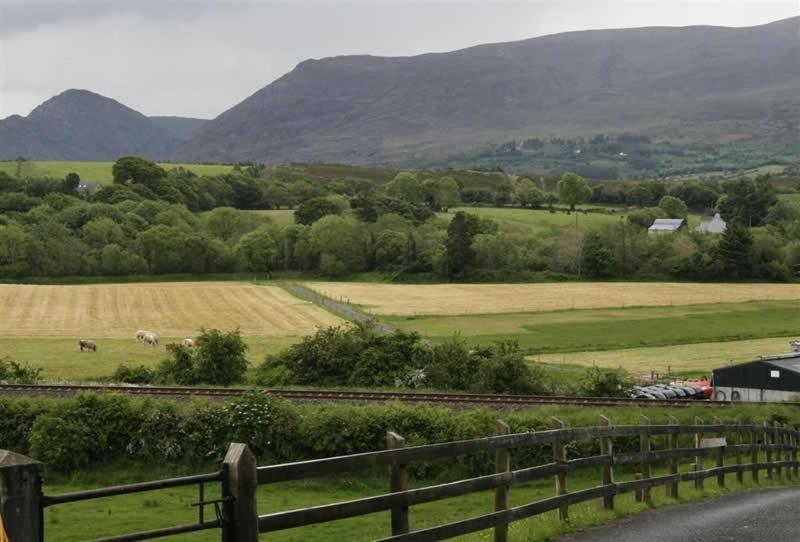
[222,443,258,542]
[0,449,44,542]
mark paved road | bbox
[563,487,800,542]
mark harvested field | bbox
[0,282,341,338]
[304,282,800,316]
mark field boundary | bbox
[283,283,396,334]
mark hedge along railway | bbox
[0,383,788,409]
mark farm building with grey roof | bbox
[648,218,686,234]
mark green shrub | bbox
[157,347,197,385]
[0,357,42,384]
[579,367,636,397]
[112,364,156,384]
[29,415,94,471]
[194,329,248,386]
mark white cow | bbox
[136,330,149,342]
[143,333,159,347]
[181,338,195,348]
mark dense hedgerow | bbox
[2,393,798,476]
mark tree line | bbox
[0,156,798,281]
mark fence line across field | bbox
[1,417,798,540]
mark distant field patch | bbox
[0,282,341,338]
[443,206,702,232]
[304,281,800,316]
[531,336,800,375]
[245,209,296,225]
[0,160,234,183]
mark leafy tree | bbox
[658,195,689,219]
[236,228,277,272]
[387,172,424,204]
[422,177,460,210]
[627,185,654,206]
[581,232,614,278]
[112,157,166,185]
[446,211,475,277]
[557,172,592,211]
[82,217,124,249]
[294,197,341,225]
[716,221,753,279]
[717,176,777,227]
[514,178,544,208]
[194,329,249,386]
[64,172,81,193]
[627,207,667,229]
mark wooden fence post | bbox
[222,443,258,542]
[598,415,614,510]
[667,415,679,499]
[639,415,652,505]
[694,417,704,490]
[764,421,773,481]
[712,416,724,489]
[494,420,510,542]
[792,426,799,477]
[750,425,759,484]
[0,450,44,542]
[783,424,792,482]
[735,420,744,485]
[387,432,409,535]
[551,417,568,522]
[774,422,782,480]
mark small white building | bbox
[695,213,726,234]
[648,218,686,235]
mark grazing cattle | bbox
[136,330,149,342]
[79,339,97,352]
[181,338,195,348]
[143,333,159,347]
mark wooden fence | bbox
[254,416,799,541]
[2,416,798,541]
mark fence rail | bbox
[2,417,798,541]
[255,417,799,541]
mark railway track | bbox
[0,383,747,408]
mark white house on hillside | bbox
[648,218,686,235]
[695,213,726,234]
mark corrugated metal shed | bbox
[713,354,800,393]
[648,218,685,233]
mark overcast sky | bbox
[0,0,797,119]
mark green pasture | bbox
[444,206,702,233]
[384,300,800,373]
[0,160,234,183]
[532,335,799,376]
[243,209,296,225]
[1,336,299,381]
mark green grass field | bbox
[444,206,703,233]
[1,336,299,380]
[244,209,296,225]
[384,300,800,375]
[532,336,799,376]
[0,160,234,183]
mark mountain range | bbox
[2,16,799,165]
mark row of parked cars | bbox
[629,383,711,400]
